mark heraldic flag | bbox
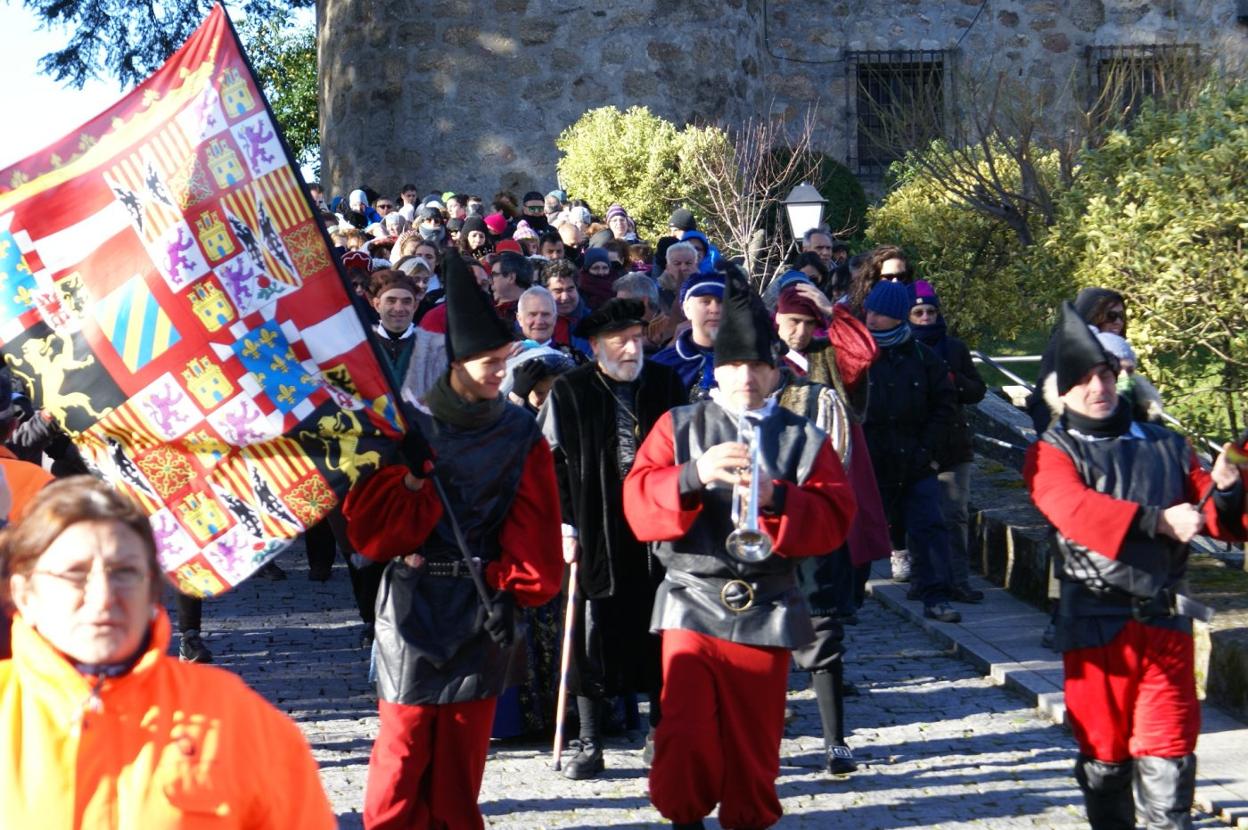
[0,5,407,597]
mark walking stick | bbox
[552,560,578,771]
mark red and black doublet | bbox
[343,401,562,830]
[624,399,856,828]
[1025,412,1245,828]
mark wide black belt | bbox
[666,569,796,614]
[1068,588,1213,623]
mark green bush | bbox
[866,141,1071,348]
[1052,82,1248,439]
[555,107,686,240]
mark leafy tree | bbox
[22,0,309,89]
[236,17,318,172]
[1053,82,1248,439]
[555,106,686,241]
[867,140,1071,347]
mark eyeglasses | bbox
[911,307,939,318]
[376,203,394,210]
[33,562,149,594]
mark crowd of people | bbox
[0,181,1244,830]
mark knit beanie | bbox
[910,279,940,309]
[668,208,696,232]
[606,204,629,224]
[864,280,911,321]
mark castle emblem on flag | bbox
[196,210,235,261]
[219,66,256,117]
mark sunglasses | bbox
[376,203,394,210]
[1103,310,1125,323]
[524,203,544,212]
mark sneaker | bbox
[950,584,985,603]
[827,744,858,775]
[642,728,657,766]
[924,602,962,624]
[256,561,287,581]
[890,549,912,582]
[179,629,213,663]
[563,740,604,780]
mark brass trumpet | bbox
[726,422,773,563]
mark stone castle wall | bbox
[318,0,1246,201]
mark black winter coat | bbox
[918,332,987,468]
[863,337,958,492]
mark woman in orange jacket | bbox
[0,476,336,829]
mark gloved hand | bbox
[511,359,549,400]
[401,427,437,479]
[478,591,517,647]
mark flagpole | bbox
[220,5,498,609]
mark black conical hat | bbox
[714,263,779,367]
[1054,300,1114,394]
[444,252,514,362]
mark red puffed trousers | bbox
[649,628,791,830]
[364,698,497,830]
[1063,620,1200,761]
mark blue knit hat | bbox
[864,280,911,321]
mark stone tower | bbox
[318,0,1246,201]
[317,0,765,199]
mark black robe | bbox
[543,361,687,598]
[542,360,686,697]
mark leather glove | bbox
[511,359,549,400]
[401,427,437,478]
[478,591,517,647]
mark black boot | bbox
[1136,754,1197,830]
[813,663,856,775]
[564,696,605,780]
[1075,755,1135,830]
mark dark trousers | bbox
[896,474,954,604]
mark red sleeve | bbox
[342,465,443,562]
[761,440,857,557]
[1023,441,1139,557]
[826,305,878,391]
[623,412,703,541]
[489,437,564,607]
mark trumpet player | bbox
[623,266,857,830]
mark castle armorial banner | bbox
[0,4,405,596]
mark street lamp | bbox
[781,182,827,245]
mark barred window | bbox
[1087,44,1201,127]
[847,50,951,177]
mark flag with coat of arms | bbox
[0,4,407,597]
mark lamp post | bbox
[781,182,827,253]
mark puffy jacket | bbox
[863,336,958,490]
[0,609,335,829]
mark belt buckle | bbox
[720,579,755,613]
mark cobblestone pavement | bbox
[179,548,1224,829]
